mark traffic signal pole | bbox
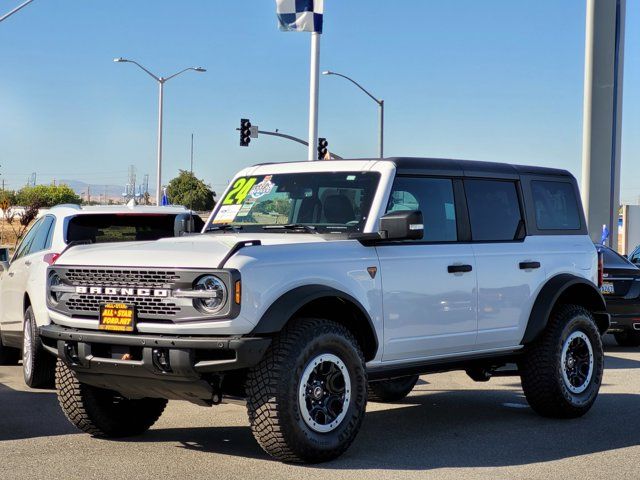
[236,125,342,159]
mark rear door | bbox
[465,179,547,350]
[0,217,54,342]
[377,176,478,361]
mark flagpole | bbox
[308,31,321,161]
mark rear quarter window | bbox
[531,181,581,230]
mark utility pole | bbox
[581,0,626,246]
[190,133,194,174]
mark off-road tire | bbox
[368,375,419,403]
[0,335,20,365]
[519,304,604,418]
[55,360,167,437]
[613,331,640,347]
[246,318,367,463]
[23,306,55,388]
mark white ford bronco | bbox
[41,158,609,463]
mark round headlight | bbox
[48,273,62,305]
[194,275,227,314]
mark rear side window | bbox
[30,216,55,253]
[386,177,457,242]
[465,179,523,241]
[531,181,581,230]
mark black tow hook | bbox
[64,342,80,365]
[152,348,172,373]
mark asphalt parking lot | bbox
[1,336,639,480]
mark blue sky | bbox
[0,1,638,201]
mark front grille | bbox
[50,266,238,322]
[66,295,181,317]
[63,268,180,288]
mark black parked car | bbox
[596,244,640,346]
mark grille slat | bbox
[64,269,180,288]
[60,268,184,319]
[66,295,181,317]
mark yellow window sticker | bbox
[222,177,258,205]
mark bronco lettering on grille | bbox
[75,286,170,297]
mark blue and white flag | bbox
[161,187,169,206]
[601,224,609,245]
[276,0,323,33]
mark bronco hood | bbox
[55,233,330,269]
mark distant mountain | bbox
[59,179,141,202]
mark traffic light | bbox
[317,137,328,159]
[240,118,252,147]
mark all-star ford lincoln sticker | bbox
[40,158,609,463]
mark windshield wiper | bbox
[206,224,243,233]
[262,224,318,234]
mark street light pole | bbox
[156,81,164,206]
[114,58,206,205]
[0,0,34,23]
[322,70,384,158]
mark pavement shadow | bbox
[133,388,640,469]
[0,382,76,441]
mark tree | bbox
[3,203,39,247]
[166,170,215,211]
[0,190,17,207]
[16,184,81,207]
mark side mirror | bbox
[0,247,9,263]
[174,213,195,237]
[380,210,424,241]
[0,260,9,272]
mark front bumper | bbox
[40,324,271,402]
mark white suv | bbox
[41,158,608,463]
[0,204,200,388]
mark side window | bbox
[30,216,55,254]
[531,180,581,230]
[12,218,44,261]
[44,216,56,248]
[386,177,457,242]
[465,179,522,241]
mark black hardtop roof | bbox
[388,157,573,179]
[254,157,574,180]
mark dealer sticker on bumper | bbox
[99,303,136,332]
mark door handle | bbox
[25,260,32,267]
[8,272,14,277]
[448,264,473,274]
[519,261,541,270]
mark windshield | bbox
[209,172,380,233]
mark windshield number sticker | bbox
[223,177,258,205]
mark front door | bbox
[377,176,478,362]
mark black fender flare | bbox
[250,285,379,360]
[521,273,609,345]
